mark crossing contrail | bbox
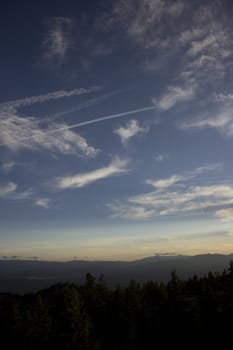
[0,105,156,147]
[41,87,131,123]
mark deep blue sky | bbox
[1,0,233,260]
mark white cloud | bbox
[35,198,50,209]
[215,208,233,221]
[188,34,216,56]
[215,93,233,102]
[153,85,195,110]
[130,184,233,207]
[108,163,229,220]
[0,182,17,198]
[0,181,40,205]
[0,181,36,207]
[146,163,222,190]
[104,0,233,89]
[146,174,186,190]
[109,202,155,220]
[112,0,185,48]
[114,119,148,146]
[0,112,98,157]
[55,157,130,190]
[179,106,233,137]
[0,86,100,157]
[43,17,73,61]
[182,16,233,85]
[110,183,233,220]
[179,27,205,44]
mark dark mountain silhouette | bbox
[2,260,233,349]
[0,253,233,294]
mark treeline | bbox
[1,264,233,349]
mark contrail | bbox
[0,105,156,147]
[49,105,156,132]
[0,86,100,110]
[40,87,130,123]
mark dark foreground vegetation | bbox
[2,263,233,349]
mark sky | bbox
[1,0,233,261]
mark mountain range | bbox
[1,253,233,294]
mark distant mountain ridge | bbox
[0,253,233,294]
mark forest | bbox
[1,263,233,349]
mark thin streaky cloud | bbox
[187,34,217,56]
[153,85,196,110]
[110,184,233,220]
[39,87,131,124]
[35,198,50,209]
[0,87,118,138]
[215,208,233,221]
[109,163,226,220]
[0,86,100,111]
[50,105,156,132]
[55,157,130,190]
[0,182,17,198]
[0,114,98,156]
[0,105,156,148]
[146,174,186,190]
[215,93,233,102]
[179,106,233,137]
[109,201,155,220]
[146,163,222,190]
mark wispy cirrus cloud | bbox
[107,0,233,94]
[108,163,231,220]
[180,3,233,86]
[0,182,51,211]
[0,182,17,198]
[179,27,206,45]
[215,208,233,221]
[114,119,148,146]
[111,0,185,48]
[146,163,222,190]
[0,86,100,157]
[0,182,33,201]
[43,17,73,62]
[179,105,233,137]
[0,112,98,157]
[187,34,217,57]
[110,184,233,220]
[35,198,50,209]
[152,85,196,110]
[0,86,99,111]
[145,174,187,191]
[215,93,233,102]
[0,96,155,156]
[55,157,130,190]
[109,201,155,220]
